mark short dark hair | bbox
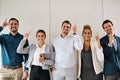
[62,20,71,27]
[102,19,113,29]
[9,18,19,25]
[36,29,46,37]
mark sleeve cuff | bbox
[108,43,113,47]
[24,67,29,71]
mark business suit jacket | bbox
[100,35,120,75]
[78,41,104,80]
[17,40,55,70]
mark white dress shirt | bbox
[52,34,83,69]
[32,44,46,67]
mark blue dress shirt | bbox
[0,27,29,70]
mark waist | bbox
[55,64,76,69]
[31,65,49,70]
[32,65,42,68]
[3,65,22,69]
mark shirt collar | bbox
[59,34,69,39]
[36,43,46,49]
[8,32,19,36]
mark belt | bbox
[31,65,43,70]
[3,65,22,69]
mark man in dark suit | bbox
[100,20,120,80]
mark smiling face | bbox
[82,25,92,42]
[82,29,92,41]
[61,22,71,35]
[36,30,46,45]
[103,22,114,35]
[8,20,19,33]
[36,32,46,43]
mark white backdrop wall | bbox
[0,0,120,43]
[0,0,50,44]
[103,0,120,36]
[0,0,120,75]
[51,0,104,41]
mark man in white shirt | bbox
[52,20,83,80]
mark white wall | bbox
[50,0,104,41]
[0,0,120,42]
[103,0,120,36]
[0,0,50,44]
[0,0,120,78]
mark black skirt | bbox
[29,65,50,80]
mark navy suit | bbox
[100,35,120,75]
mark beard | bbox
[62,30,69,35]
[107,29,112,35]
[10,28,18,33]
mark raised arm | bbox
[0,19,8,42]
[72,24,83,51]
[17,32,31,54]
[94,33,104,62]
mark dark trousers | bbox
[29,65,50,80]
[105,70,120,80]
